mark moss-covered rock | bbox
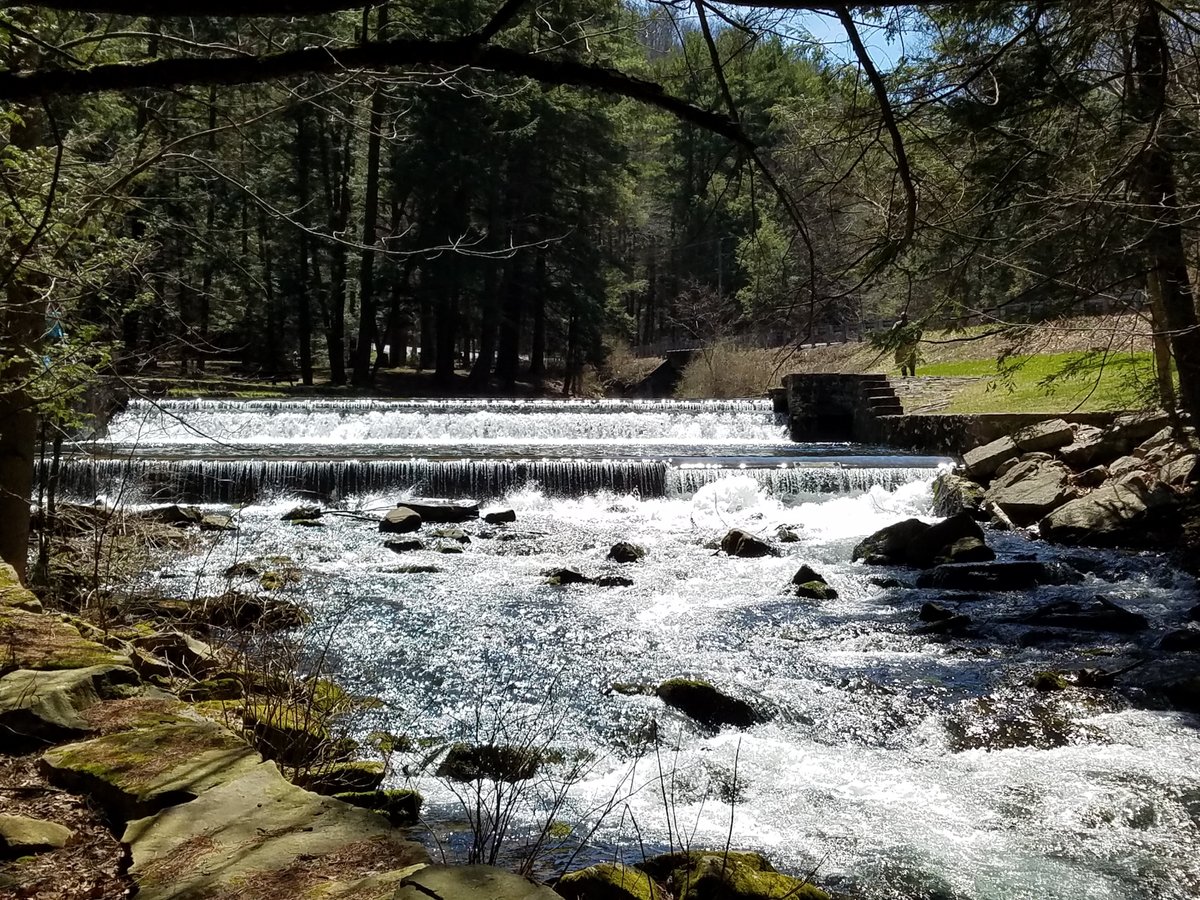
[296,760,386,795]
[557,862,667,900]
[436,743,543,783]
[260,568,302,591]
[655,679,765,730]
[637,852,828,900]
[40,720,261,822]
[243,701,330,766]
[1031,671,1071,692]
[0,563,42,613]
[332,789,422,825]
[0,607,131,671]
[794,581,837,601]
[180,676,244,702]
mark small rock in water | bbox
[1031,671,1071,692]
[919,602,955,623]
[916,614,971,636]
[791,565,836,600]
[482,508,516,525]
[380,506,422,534]
[281,505,322,521]
[543,567,593,586]
[386,539,424,554]
[869,575,906,589]
[1159,629,1200,652]
[143,504,203,527]
[199,513,235,532]
[431,526,470,543]
[607,541,646,563]
[776,526,802,543]
[596,575,634,588]
[719,529,777,558]
[387,564,442,574]
[436,544,464,554]
[941,536,995,564]
[1024,596,1148,633]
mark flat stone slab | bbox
[984,459,1074,525]
[394,865,560,900]
[963,435,1017,479]
[1013,418,1074,452]
[0,814,73,857]
[0,606,131,671]
[41,720,262,822]
[125,761,427,900]
[0,665,141,748]
[395,498,480,522]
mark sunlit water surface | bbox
[77,398,1200,899]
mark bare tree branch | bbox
[836,6,917,261]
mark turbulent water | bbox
[78,398,1200,899]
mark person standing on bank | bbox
[891,311,920,377]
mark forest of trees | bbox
[5,0,1200,577]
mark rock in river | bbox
[720,529,777,558]
[380,506,422,534]
[655,678,765,729]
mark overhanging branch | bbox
[3,0,1009,13]
[0,37,753,149]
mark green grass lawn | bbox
[921,351,1165,413]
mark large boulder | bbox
[719,529,777,558]
[637,851,828,900]
[395,865,559,900]
[852,518,929,565]
[983,458,1074,525]
[916,560,1081,591]
[380,506,422,534]
[655,679,765,730]
[1039,472,1174,546]
[963,436,1017,480]
[557,862,668,900]
[133,631,220,676]
[1014,418,1075,453]
[930,473,985,518]
[483,508,517,524]
[854,514,988,568]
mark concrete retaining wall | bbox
[782,373,1123,455]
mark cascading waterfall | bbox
[64,397,949,501]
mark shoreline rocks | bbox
[947,416,1196,549]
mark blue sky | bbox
[795,10,913,68]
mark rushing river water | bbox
[71,398,1200,899]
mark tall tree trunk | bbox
[434,285,457,385]
[528,247,547,382]
[198,84,218,373]
[495,257,524,389]
[295,109,314,385]
[352,3,388,388]
[418,292,434,370]
[0,104,44,581]
[1133,2,1200,417]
